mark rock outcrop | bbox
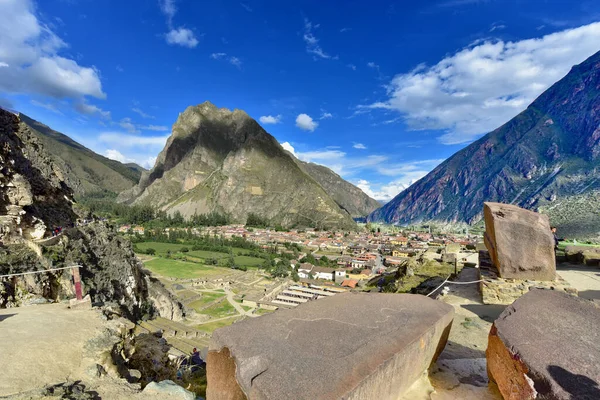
[483,202,555,281]
[487,289,600,400]
[0,109,183,321]
[368,50,600,239]
[207,292,454,399]
[118,102,357,229]
[0,108,76,242]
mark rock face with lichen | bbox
[0,109,183,321]
[118,102,359,229]
[0,108,77,242]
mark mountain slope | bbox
[368,50,600,239]
[296,160,380,218]
[19,114,144,196]
[118,102,357,229]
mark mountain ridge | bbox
[18,113,144,196]
[119,102,367,229]
[368,50,600,239]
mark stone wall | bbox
[479,251,576,305]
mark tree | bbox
[271,263,290,278]
[180,247,189,253]
[291,270,300,282]
[146,248,156,256]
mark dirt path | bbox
[0,304,104,396]
[557,263,600,301]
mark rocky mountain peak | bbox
[368,50,600,239]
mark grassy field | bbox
[187,293,225,312]
[136,242,264,268]
[202,299,237,318]
[143,258,231,279]
[558,241,600,250]
[195,317,240,334]
[254,308,274,316]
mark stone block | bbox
[142,380,195,399]
[483,202,555,281]
[69,294,92,310]
[206,292,454,400]
[487,289,600,400]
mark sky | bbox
[1,0,600,202]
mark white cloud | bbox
[295,113,318,131]
[140,124,170,132]
[30,99,63,115]
[105,149,129,163]
[104,149,156,169]
[259,115,282,124]
[132,107,154,119]
[353,143,367,149]
[75,101,110,119]
[240,3,252,12]
[303,18,337,60]
[489,23,506,32]
[229,56,242,69]
[0,62,8,68]
[347,64,357,71]
[320,112,333,119]
[166,28,198,48]
[0,0,104,101]
[159,0,177,25]
[98,132,169,148]
[116,65,124,72]
[365,21,600,144]
[340,27,351,33]
[119,117,139,134]
[280,141,296,156]
[367,62,379,69]
[210,53,242,68]
[210,53,226,59]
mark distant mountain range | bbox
[118,102,378,228]
[369,50,600,239]
[19,114,144,196]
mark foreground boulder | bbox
[483,202,555,281]
[207,293,454,399]
[487,289,600,399]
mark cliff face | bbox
[368,50,600,239]
[0,109,182,320]
[0,109,77,242]
[119,102,358,229]
[296,161,380,218]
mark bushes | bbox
[146,248,156,256]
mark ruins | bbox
[206,292,454,399]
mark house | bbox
[297,263,314,279]
[341,279,358,289]
[391,236,408,246]
[118,225,131,233]
[312,266,335,281]
[351,259,366,270]
[384,256,404,267]
[132,226,145,235]
[392,248,415,258]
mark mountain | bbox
[118,102,358,229]
[0,108,182,320]
[293,160,380,218]
[18,113,144,196]
[369,50,600,239]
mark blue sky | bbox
[1,0,600,202]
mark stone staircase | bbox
[135,317,209,355]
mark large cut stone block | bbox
[206,292,454,400]
[483,202,555,281]
[487,289,600,400]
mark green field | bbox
[202,299,237,318]
[143,258,231,279]
[187,292,225,312]
[195,317,240,334]
[136,242,265,268]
